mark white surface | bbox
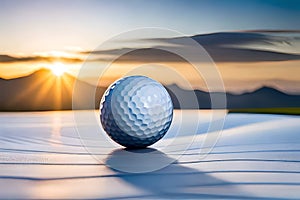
[0,110,299,199]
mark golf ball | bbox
[100,76,173,148]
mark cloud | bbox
[81,47,188,62]
[148,31,299,47]
[4,30,298,64]
[241,29,300,33]
[0,54,83,63]
[81,31,300,63]
[203,47,300,62]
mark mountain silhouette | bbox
[0,69,105,111]
[166,84,300,109]
[0,69,300,111]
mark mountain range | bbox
[0,69,104,111]
[0,69,299,111]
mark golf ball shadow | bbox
[105,149,241,198]
[105,148,176,173]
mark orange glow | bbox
[11,68,74,110]
[48,62,66,77]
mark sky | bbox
[0,0,300,93]
[1,0,300,53]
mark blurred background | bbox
[0,0,299,113]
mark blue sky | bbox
[1,0,300,53]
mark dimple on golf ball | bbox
[100,76,173,148]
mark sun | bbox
[49,62,66,77]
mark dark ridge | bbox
[0,69,300,111]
